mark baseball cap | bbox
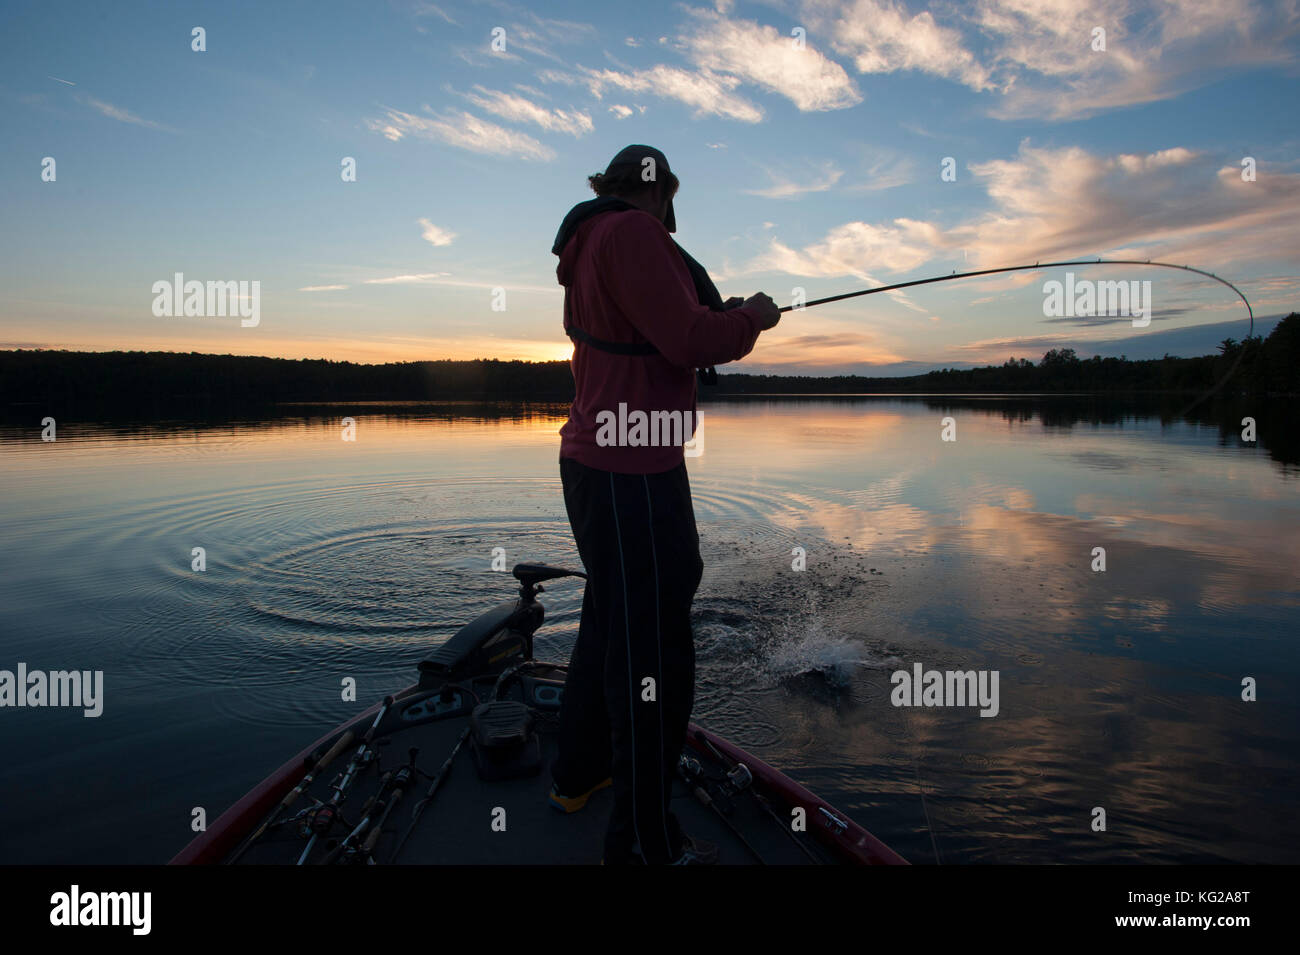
[602,144,677,232]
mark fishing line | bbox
[778,258,1256,418]
[901,710,942,865]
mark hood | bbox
[551,196,724,311]
[552,196,637,288]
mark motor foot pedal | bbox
[470,701,541,781]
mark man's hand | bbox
[742,292,781,331]
[723,296,745,309]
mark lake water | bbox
[1,397,1296,863]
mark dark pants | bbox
[552,456,704,864]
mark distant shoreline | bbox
[2,319,1295,414]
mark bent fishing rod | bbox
[772,257,1255,416]
[777,257,1254,334]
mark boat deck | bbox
[233,666,835,866]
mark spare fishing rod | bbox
[359,747,420,864]
[228,727,358,864]
[697,735,823,864]
[318,770,393,865]
[319,747,420,865]
[386,725,472,864]
[677,754,766,864]
[296,695,394,866]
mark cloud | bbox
[365,106,555,160]
[81,96,165,129]
[804,0,992,90]
[360,272,561,294]
[747,329,906,367]
[494,8,599,62]
[412,2,457,24]
[1040,312,1181,327]
[746,160,844,198]
[899,119,940,138]
[840,149,913,192]
[679,7,862,111]
[461,85,592,135]
[738,144,1300,288]
[800,0,1300,120]
[951,332,1089,356]
[748,219,945,280]
[418,218,456,247]
[299,285,349,292]
[608,104,633,119]
[981,0,1300,120]
[538,7,858,123]
[540,64,763,122]
[363,273,452,285]
[456,46,523,66]
[960,144,1300,267]
[48,76,75,86]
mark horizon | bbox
[3,0,1298,372]
[2,310,1283,377]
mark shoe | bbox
[547,777,612,814]
[671,834,719,865]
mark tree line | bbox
[1,312,1294,417]
[722,313,1297,396]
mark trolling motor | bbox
[417,563,586,687]
[465,569,586,784]
[511,562,587,603]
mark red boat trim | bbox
[169,696,390,865]
[171,693,905,866]
[685,723,908,865]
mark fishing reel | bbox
[678,753,754,816]
[300,803,342,839]
[390,761,415,791]
[677,754,731,813]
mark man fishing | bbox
[547,144,781,864]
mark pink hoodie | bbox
[555,209,763,473]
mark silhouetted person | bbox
[547,145,780,864]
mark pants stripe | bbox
[553,457,701,864]
[643,474,673,858]
[607,473,645,862]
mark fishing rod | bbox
[775,257,1255,417]
[227,728,358,864]
[778,258,1254,331]
[386,725,472,864]
[318,770,393,865]
[296,695,394,865]
[361,763,414,864]
[696,735,822,864]
[677,754,766,864]
[316,744,420,865]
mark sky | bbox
[2,0,1298,375]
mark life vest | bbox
[552,196,724,385]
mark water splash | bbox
[763,591,889,688]
[695,586,891,692]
